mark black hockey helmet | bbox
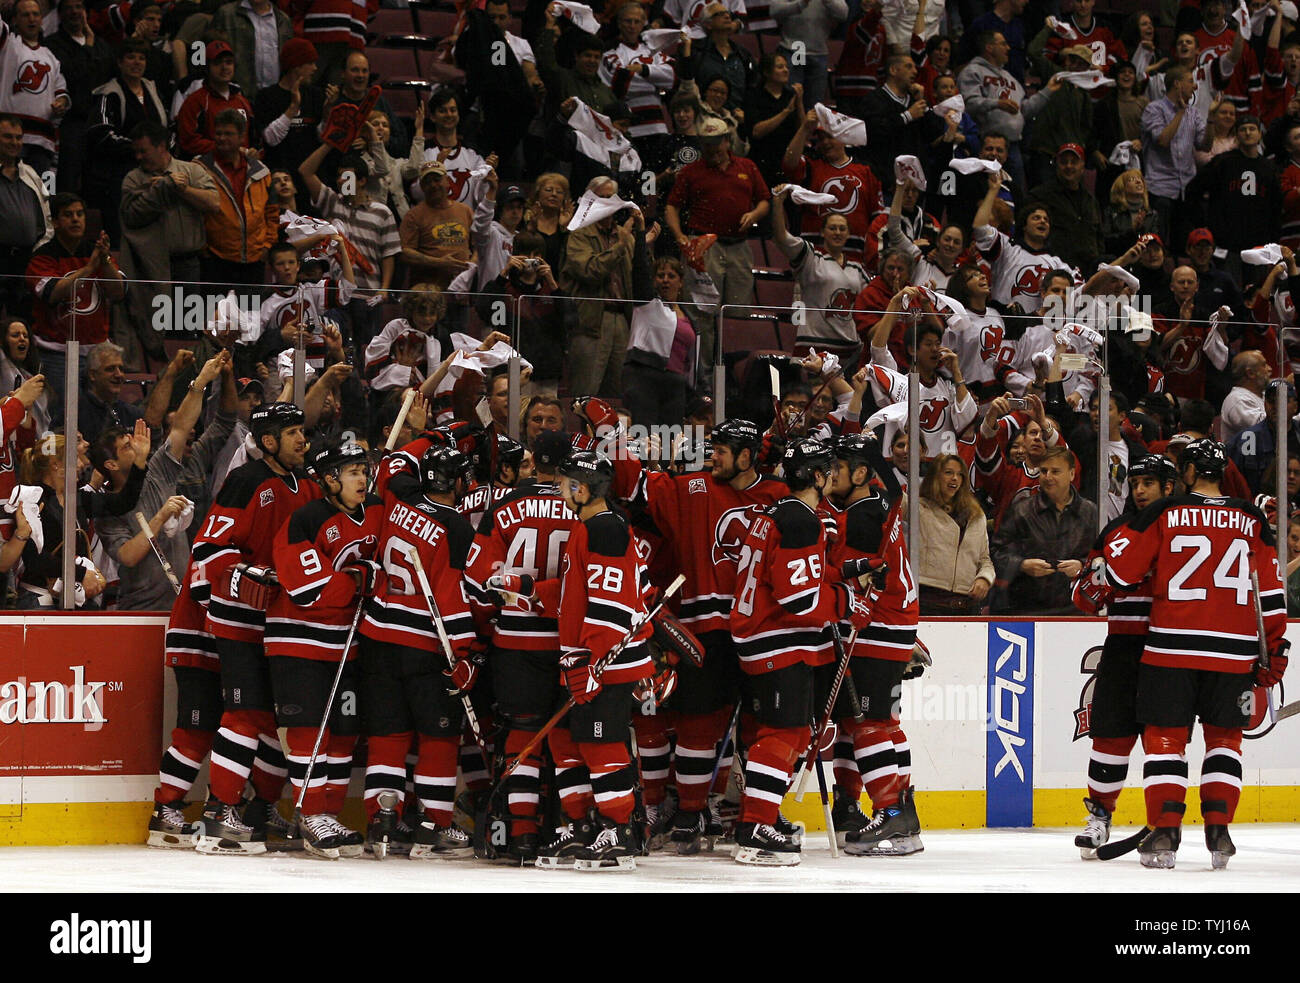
[1128,453,1178,487]
[835,432,878,470]
[421,444,472,494]
[533,430,572,471]
[1177,437,1227,480]
[309,439,368,487]
[494,433,525,471]
[558,450,614,499]
[251,402,305,444]
[711,418,761,458]
[783,437,836,487]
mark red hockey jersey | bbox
[731,497,837,674]
[165,564,219,672]
[638,467,788,636]
[360,491,477,656]
[1071,514,1152,636]
[190,460,320,643]
[1105,493,1285,673]
[0,394,26,505]
[557,508,653,685]
[265,495,383,662]
[782,155,883,266]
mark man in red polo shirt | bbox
[665,117,769,314]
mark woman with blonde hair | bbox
[914,453,994,615]
[1102,168,1158,256]
[524,172,573,275]
[1196,99,1238,168]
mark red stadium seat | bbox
[366,45,420,82]
[413,8,462,38]
[369,8,415,40]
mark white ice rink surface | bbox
[5,825,1300,892]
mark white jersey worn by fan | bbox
[972,225,1079,314]
[599,44,675,139]
[413,144,486,204]
[775,232,869,350]
[864,352,977,456]
[941,307,1007,392]
[0,21,67,156]
[1000,319,1101,402]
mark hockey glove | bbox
[344,560,386,596]
[1253,493,1279,525]
[831,581,874,631]
[223,563,278,610]
[842,555,889,591]
[486,573,537,609]
[1071,559,1112,615]
[572,396,621,436]
[1257,644,1290,688]
[444,658,480,697]
[560,648,601,704]
[757,429,786,472]
[633,667,678,709]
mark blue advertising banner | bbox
[986,623,1034,827]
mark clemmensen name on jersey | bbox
[496,497,573,529]
[1165,504,1257,537]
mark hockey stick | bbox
[367,387,418,497]
[293,596,367,818]
[1274,699,1300,722]
[792,624,859,804]
[494,574,687,786]
[1096,825,1152,861]
[135,512,182,596]
[407,548,492,769]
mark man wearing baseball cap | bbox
[1184,227,1246,316]
[1026,140,1104,271]
[399,160,474,289]
[176,39,254,157]
[1187,112,1281,259]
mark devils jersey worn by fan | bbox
[165,566,219,672]
[1044,18,1126,68]
[558,508,653,683]
[1194,24,1260,111]
[1071,516,1152,635]
[258,279,353,372]
[972,225,1079,312]
[361,491,477,655]
[783,156,883,264]
[784,239,869,353]
[0,394,26,503]
[463,479,579,651]
[942,308,1010,399]
[731,498,836,673]
[635,467,788,634]
[264,495,383,661]
[862,361,977,457]
[0,20,67,155]
[825,494,919,661]
[190,460,320,643]
[416,144,486,204]
[1105,494,1286,673]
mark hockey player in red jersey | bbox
[1069,454,1178,859]
[824,432,923,857]
[360,444,481,859]
[266,440,383,859]
[463,430,580,864]
[628,418,789,853]
[1105,439,1288,869]
[190,402,318,855]
[540,451,654,871]
[730,438,873,865]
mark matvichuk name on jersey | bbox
[0,666,106,724]
[1165,506,1257,536]
[49,913,151,963]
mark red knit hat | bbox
[280,37,319,74]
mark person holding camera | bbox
[990,444,1097,614]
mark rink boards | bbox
[0,614,1296,845]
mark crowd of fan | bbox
[4,0,1300,616]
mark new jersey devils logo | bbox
[827,286,853,312]
[818,175,860,215]
[14,60,52,95]
[1164,333,1201,374]
[978,324,1005,362]
[917,397,950,431]
[447,168,471,202]
[712,504,766,565]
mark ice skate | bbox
[535,816,595,869]
[843,806,916,856]
[774,811,804,847]
[146,800,198,849]
[365,790,410,860]
[670,808,705,855]
[242,797,302,852]
[195,797,268,856]
[574,814,637,871]
[1137,825,1180,869]
[1074,797,1111,860]
[732,821,801,866]
[409,821,474,859]
[899,785,925,854]
[299,813,357,861]
[1205,824,1236,870]
[644,801,672,852]
[499,831,539,866]
[831,785,871,848]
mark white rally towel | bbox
[4,485,43,553]
[1284,1,1299,22]
[211,290,262,345]
[894,154,927,191]
[618,144,643,173]
[641,28,685,53]
[548,0,599,33]
[463,163,494,206]
[1057,70,1115,89]
[923,287,969,322]
[948,157,1011,181]
[1242,243,1285,266]
[782,183,837,206]
[931,94,965,118]
[432,336,533,424]
[1108,140,1135,167]
[568,189,634,231]
[814,102,867,147]
[276,349,318,385]
[567,99,636,168]
[1097,263,1140,290]
[1045,15,1078,40]
[628,297,680,360]
[161,497,195,540]
[1204,306,1231,370]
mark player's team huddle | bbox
[145,394,1288,872]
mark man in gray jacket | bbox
[957,30,1049,190]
